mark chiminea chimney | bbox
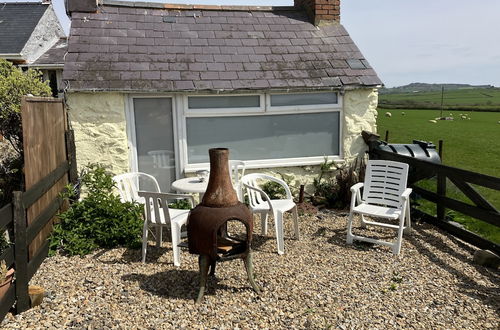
[65,0,99,16]
[294,0,340,26]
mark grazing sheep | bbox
[461,115,468,120]
[429,120,437,123]
[401,112,406,116]
[385,112,392,117]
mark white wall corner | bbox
[342,88,378,160]
[21,4,65,64]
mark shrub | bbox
[0,59,51,207]
[311,157,365,209]
[49,164,143,256]
[261,173,294,200]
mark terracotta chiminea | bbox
[187,148,260,303]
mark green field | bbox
[376,108,500,243]
[379,88,500,110]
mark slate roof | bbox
[0,3,48,54]
[31,38,68,66]
[64,2,382,92]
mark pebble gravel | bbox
[2,210,498,329]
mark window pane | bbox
[271,92,338,106]
[186,112,340,163]
[133,98,175,192]
[188,95,260,109]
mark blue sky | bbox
[7,0,500,87]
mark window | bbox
[186,112,340,164]
[188,95,260,109]
[183,92,342,169]
[270,92,338,107]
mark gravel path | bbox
[2,210,498,329]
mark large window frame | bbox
[128,92,343,177]
[180,91,343,172]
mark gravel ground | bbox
[2,210,498,329]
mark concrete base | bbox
[473,249,500,269]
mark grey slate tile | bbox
[65,5,382,92]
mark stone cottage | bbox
[63,0,382,191]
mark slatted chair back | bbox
[113,172,160,203]
[139,191,172,225]
[362,160,409,209]
[242,173,269,208]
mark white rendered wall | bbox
[66,92,130,175]
[21,5,65,63]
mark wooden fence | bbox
[372,148,500,255]
[0,97,77,320]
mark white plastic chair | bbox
[147,150,174,169]
[229,160,246,202]
[346,160,412,255]
[112,172,160,203]
[138,191,194,266]
[113,172,165,247]
[242,173,299,255]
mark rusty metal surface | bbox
[187,202,253,258]
[201,148,239,208]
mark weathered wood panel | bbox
[21,97,68,259]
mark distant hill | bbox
[378,85,500,111]
[380,83,495,94]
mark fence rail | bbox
[372,148,500,255]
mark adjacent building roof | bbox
[31,38,68,67]
[64,2,382,92]
[0,2,48,55]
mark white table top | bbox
[171,177,208,194]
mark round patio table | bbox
[171,177,208,201]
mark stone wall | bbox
[66,92,129,175]
[67,88,377,186]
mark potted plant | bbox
[0,260,14,300]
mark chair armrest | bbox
[350,182,364,193]
[401,188,412,200]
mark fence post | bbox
[13,191,30,313]
[65,129,78,185]
[436,140,446,221]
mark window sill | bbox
[184,156,344,173]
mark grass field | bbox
[379,88,500,110]
[376,108,500,243]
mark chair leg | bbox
[360,214,367,228]
[260,212,268,235]
[346,211,355,245]
[171,223,181,267]
[393,215,406,255]
[274,211,285,255]
[141,221,149,263]
[292,205,300,240]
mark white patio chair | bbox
[138,191,194,266]
[242,173,299,255]
[346,160,412,255]
[112,172,160,203]
[229,160,246,202]
[113,172,166,247]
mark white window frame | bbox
[125,94,181,180]
[267,91,342,113]
[184,94,265,115]
[181,92,343,172]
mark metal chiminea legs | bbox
[186,148,260,303]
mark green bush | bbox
[49,164,143,256]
